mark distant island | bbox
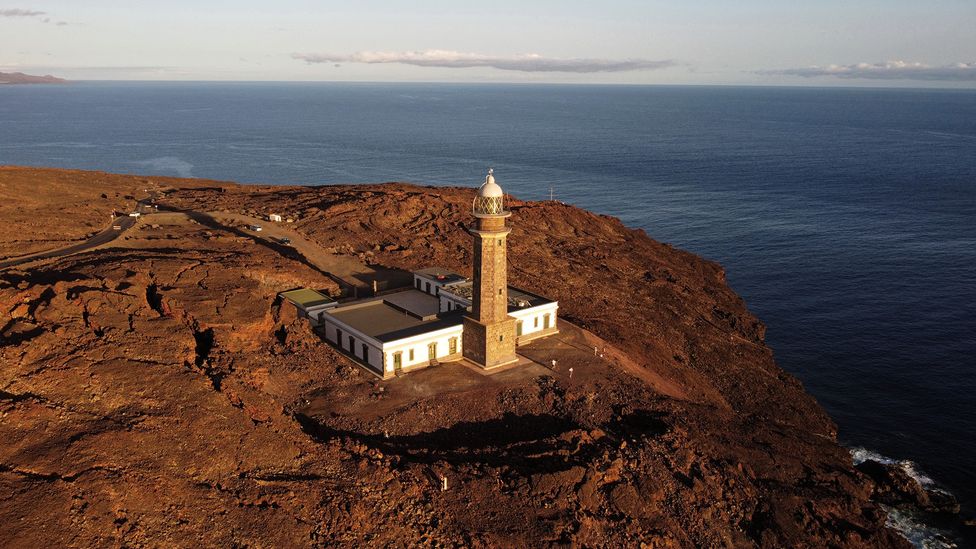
[0,71,68,85]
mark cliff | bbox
[0,167,909,547]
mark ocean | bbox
[2,82,974,527]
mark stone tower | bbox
[462,169,518,369]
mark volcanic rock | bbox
[0,167,911,547]
[856,459,961,515]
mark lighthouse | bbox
[462,169,519,369]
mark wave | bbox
[883,506,958,549]
[850,446,936,488]
[849,447,959,548]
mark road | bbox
[209,213,411,294]
[0,201,152,270]
[0,198,411,298]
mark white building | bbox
[278,288,337,326]
[413,268,559,343]
[301,169,559,379]
[314,268,558,379]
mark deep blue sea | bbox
[2,82,974,526]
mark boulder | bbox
[856,459,960,514]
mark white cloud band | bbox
[293,50,673,73]
[0,8,45,17]
[761,61,976,82]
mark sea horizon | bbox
[3,81,974,545]
[15,78,976,92]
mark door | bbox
[543,314,551,330]
[516,320,523,337]
[393,352,402,375]
[428,342,437,363]
[449,337,457,355]
[336,328,343,346]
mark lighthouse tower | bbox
[462,169,518,369]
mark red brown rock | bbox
[0,167,909,547]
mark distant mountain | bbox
[0,71,68,84]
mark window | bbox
[449,337,457,354]
[497,239,502,245]
[362,343,369,360]
[348,335,354,351]
[516,321,523,337]
[409,348,414,361]
[336,328,343,345]
[544,314,551,330]
[425,282,431,294]
[415,278,421,289]
[499,335,504,342]
[498,288,503,295]
[534,316,539,328]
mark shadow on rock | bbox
[294,409,670,476]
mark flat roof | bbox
[441,282,554,309]
[382,290,440,319]
[279,288,335,308]
[414,267,468,285]
[327,298,464,343]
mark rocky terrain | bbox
[0,167,172,259]
[0,167,927,547]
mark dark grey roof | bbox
[414,267,468,285]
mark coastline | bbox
[1,166,960,546]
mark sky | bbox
[1,0,975,87]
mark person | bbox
[593,345,598,356]
[551,358,557,370]
[568,367,574,379]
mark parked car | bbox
[248,224,263,232]
[112,225,122,230]
[278,237,291,245]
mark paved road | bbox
[0,198,412,299]
[0,197,154,270]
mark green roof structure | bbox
[279,288,335,309]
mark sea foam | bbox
[849,447,959,548]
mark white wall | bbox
[302,302,336,327]
[317,300,557,378]
[382,325,464,375]
[439,293,470,313]
[511,302,559,341]
[414,275,443,296]
[322,318,384,374]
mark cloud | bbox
[292,50,673,73]
[0,8,45,17]
[761,61,976,82]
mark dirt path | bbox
[210,213,388,293]
[517,321,689,401]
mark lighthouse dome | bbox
[478,169,504,198]
[473,168,507,216]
